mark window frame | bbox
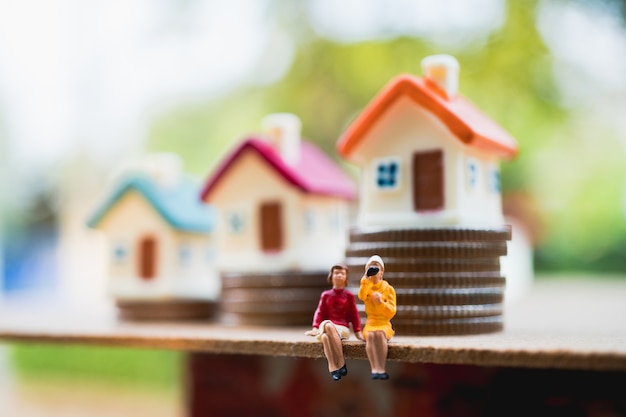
[227,211,245,234]
[466,157,479,190]
[373,157,402,192]
[113,241,128,264]
[179,243,192,266]
[488,165,501,194]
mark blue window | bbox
[179,245,191,265]
[491,169,501,193]
[467,160,478,188]
[113,243,127,263]
[375,159,400,190]
[305,209,315,233]
[228,212,245,234]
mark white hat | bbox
[366,255,384,270]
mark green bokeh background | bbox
[146,0,626,272]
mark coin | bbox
[222,288,324,303]
[220,299,321,314]
[116,299,218,321]
[345,257,501,278]
[394,287,504,306]
[350,226,512,243]
[219,270,330,327]
[346,241,507,259]
[391,315,504,336]
[222,271,329,289]
[220,311,314,327]
[368,271,505,289]
[393,303,503,319]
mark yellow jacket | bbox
[358,278,396,339]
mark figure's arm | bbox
[305,293,326,336]
[347,293,362,333]
[358,276,372,301]
[346,293,364,340]
[379,284,397,319]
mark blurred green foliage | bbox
[146,0,626,273]
[10,344,181,390]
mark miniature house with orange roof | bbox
[337,55,518,228]
[88,154,219,318]
[200,114,356,272]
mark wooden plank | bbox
[1,278,625,371]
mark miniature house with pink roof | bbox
[200,114,356,272]
[337,55,519,228]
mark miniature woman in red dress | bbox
[305,264,363,381]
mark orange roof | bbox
[337,74,519,160]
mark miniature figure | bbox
[305,264,363,381]
[358,255,396,380]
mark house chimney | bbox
[116,153,183,189]
[261,113,301,166]
[421,54,460,99]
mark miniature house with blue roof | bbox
[87,154,218,320]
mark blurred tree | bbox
[149,1,560,178]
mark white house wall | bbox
[96,191,216,301]
[172,231,220,300]
[292,195,350,270]
[350,96,503,227]
[456,148,505,225]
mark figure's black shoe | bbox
[371,372,389,380]
[339,364,348,377]
[330,370,342,381]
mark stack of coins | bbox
[220,271,329,326]
[345,227,510,335]
[116,299,218,321]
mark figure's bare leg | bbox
[365,332,379,372]
[320,322,344,372]
[366,331,388,374]
[374,332,388,373]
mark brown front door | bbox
[259,202,283,253]
[137,236,157,280]
[412,150,444,211]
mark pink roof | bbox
[200,137,356,201]
[337,74,519,160]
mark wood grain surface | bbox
[1,277,625,371]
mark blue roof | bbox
[87,175,214,233]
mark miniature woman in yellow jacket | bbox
[358,255,396,380]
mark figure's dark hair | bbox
[327,264,348,285]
